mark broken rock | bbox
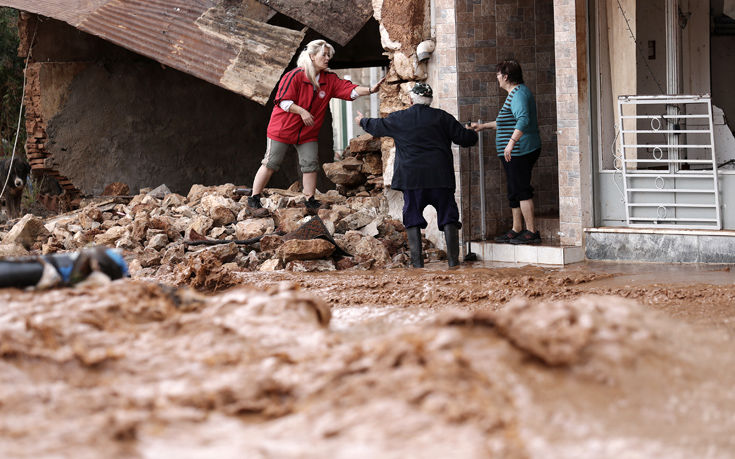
[349,133,382,153]
[235,218,274,240]
[335,210,375,233]
[323,158,367,187]
[286,259,336,272]
[336,231,391,268]
[276,238,335,263]
[2,215,50,249]
[259,258,283,271]
[201,194,236,226]
[361,152,383,175]
[273,208,308,233]
[102,182,130,196]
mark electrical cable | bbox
[0,20,37,204]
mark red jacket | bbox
[267,68,358,145]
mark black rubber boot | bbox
[406,226,424,268]
[444,223,460,268]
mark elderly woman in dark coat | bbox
[356,83,478,268]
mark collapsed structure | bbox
[1,0,734,264]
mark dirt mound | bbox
[449,295,657,367]
[2,268,735,458]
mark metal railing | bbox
[617,94,722,229]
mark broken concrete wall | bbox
[21,15,336,196]
[369,0,445,246]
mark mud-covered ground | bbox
[1,261,735,458]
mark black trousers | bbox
[500,148,541,208]
[402,188,461,231]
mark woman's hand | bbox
[504,141,514,162]
[354,111,365,125]
[299,110,315,126]
[370,76,386,95]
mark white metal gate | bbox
[617,94,722,229]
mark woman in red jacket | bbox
[248,39,384,209]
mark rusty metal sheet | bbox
[0,0,302,105]
[256,0,373,46]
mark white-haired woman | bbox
[248,39,384,209]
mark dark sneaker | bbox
[247,194,263,209]
[509,229,542,245]
[304,196,321,209]
[494,229,520,243]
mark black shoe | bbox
[247,194,263,209]
[509,229,542,245]
[304,196,321,209]
[494,229,520,243]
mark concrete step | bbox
[466,241,584,265]
[586,227,735,263]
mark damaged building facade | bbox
[2,0,735,263]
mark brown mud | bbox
[1,261,735,458]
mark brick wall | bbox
[455,0,559,241]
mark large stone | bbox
[201,194,236,226]
[335,211,375,233]
[276,238,335,263]
[235,218,274,240]
[147,233,169,251]
[162,244,185,265]
[337,231,391,268]
[273,208,308,233]
[185,215,214,239]
[259,234,284,252]
[317,207,351,227]
[162,193,186,209]
[102,182,130,196]
[188,243,239,263]
[148,184,172,199]
[94,226,128,246]
[187,184,236,204]
[323,159,367,187]
[78,207,103,230]
[361,152,383,175]
[349,133,382,153]
[0,242,29,257]
[259,258,283,271]
[3,215,50,249]
[392,51,418,80]
[378,218,407,256]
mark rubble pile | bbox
[0,177,442,289]
[323,133,384,197]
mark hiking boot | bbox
[247,194,263,209]
[494,229,520,243]
[509,229,542,245]
[304,196,321,209]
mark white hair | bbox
[296,39,335,90]
[410,92,432,106]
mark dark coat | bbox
[359,104,477,190]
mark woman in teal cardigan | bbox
[472,59,542,245]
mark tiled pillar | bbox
[552,0,592,246]
[432,0,462,223]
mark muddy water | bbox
[1,262,734,458]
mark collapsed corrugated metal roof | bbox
[0,0,304,104]
[256,0,373,46]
